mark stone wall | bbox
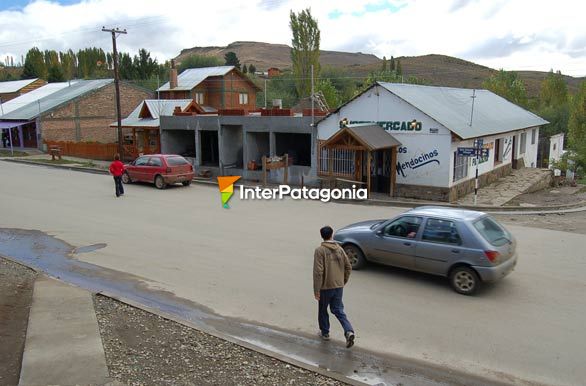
[448,163,513,202]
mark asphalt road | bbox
[1,161,585,386]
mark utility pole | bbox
[264,78,267,109]
[311,64,315,127]
[102,26,127,159]
[469,89,476,127]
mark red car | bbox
[122,154,194,189]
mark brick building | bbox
[0,78,46,102]
[0,79,151,149]
[157,65,260,111]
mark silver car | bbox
[334,206,517,295]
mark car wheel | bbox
[155,175,166,189]
[450,266,480,295]
[121,172,131,184]
[182,180,192,186]
[344,244,366,270]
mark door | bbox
[146,156,164,182]
[128,155,150,181]
[512,135,518,169]
[369,216,422,269]
[415,218,464,275]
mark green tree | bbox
[482,69,528,107]
[316,78,340,108]
[290,8,320,98]
[381,56,388,71]
[320,66,357,104]
[568,81,586,168]
[59,49,77,80]
[257,73,298,108]
[47,64,65,82]
[242,64,248,74]
[179,54,222,71]
[248,64,256,74]
[224,51,240,69]
[21,47,47,79]
[540,70,568,107]
[133,48,158,80]
[389,56,395,72]
[396,59,402,76]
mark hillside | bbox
[175,42,584,98]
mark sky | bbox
[0,0,584,77]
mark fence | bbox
[44,141,118,161]
[317,140,356,178]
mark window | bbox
[382,216,422,238]
[519,132,527,154]
[194,92,204,104]
[453,152,468,182]
[422,218,462,245]
[473,216,511,247]
[134,156,149,166]
[531,129,536,145]
[147,157,162,167]
[166,156,189,166]
[239,93,248,105]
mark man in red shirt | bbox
[109,153,125,197]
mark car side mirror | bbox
[376,229,383,236]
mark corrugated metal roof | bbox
[114,99,193,128]
[0,79,113,120]
[347,123,402,150]
[157,66,235,91]
[0,78,40,94]
[378,82,548,139]
[0,82,75,116]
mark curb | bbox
[4,157,585,214]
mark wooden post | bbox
[262,155,267,186]
[284,154,289,184]
[366,151,371,197]
[390,148,397,197]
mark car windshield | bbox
[473,216,511,246]
[166,156,188,166]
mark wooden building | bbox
[157,65,260,111]
[0,78,46,102]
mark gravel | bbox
[94,295,346,386]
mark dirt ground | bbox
[496,210,586,235]
[94,295,345,386]
[505,185,586,207]
[0,258,36,386]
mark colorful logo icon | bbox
[217,176,241,208]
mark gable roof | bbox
[0,79,113,120]
[323,123,401,151]
[0,78,40,94]
[0,82,76,116]
[157,66,261,92]
[114,99,194,128]
[377,82,548,139]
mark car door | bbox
[129,156,149,182]
[146,156,164,183]
[415,218,464,275]
[368,216,422,269]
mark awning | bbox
[0,121,30,129]
[322,123,402,151]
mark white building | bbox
[317,83,549,201]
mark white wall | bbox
[515,126,540,168]
[549,133,565,166]
[318,85,452,188]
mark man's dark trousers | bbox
[318,287,353,335]
[113,176,124,197]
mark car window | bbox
[383,216,422,238]
[474,216,511,247]
[166,156,189,166]
[422,218,462,245]
[148,157,162,167]
[134,156,149,166]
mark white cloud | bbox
[0,0,584,76]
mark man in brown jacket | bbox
[313,225,355,348]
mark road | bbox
[1,161,585,385]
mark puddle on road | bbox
[0,228,497,386]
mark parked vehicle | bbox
[334,206,517,295]
[122,154,194,189]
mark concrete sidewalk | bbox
[19,276,112,386]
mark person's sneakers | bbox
[318,331,330,341]
[345,331,355,348]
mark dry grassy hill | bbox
[176,42,585,98]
